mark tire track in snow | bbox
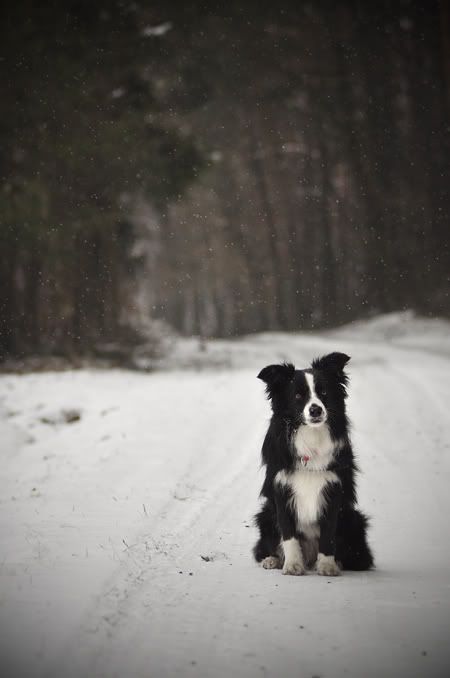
[55,371,267,678]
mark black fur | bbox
[253,352,374,572]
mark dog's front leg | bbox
[274,487,305,576]
[317,482,342,576]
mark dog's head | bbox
[257,352,350,427]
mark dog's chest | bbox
[285,469,339,525]
[294,425,335,470]
[277,426,340,525]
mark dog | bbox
[253,352,374,576]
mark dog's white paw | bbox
[316,553,341,577]
[282,560,306,576]
[262,556,281,570]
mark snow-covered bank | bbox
[1,314,450,678]
[158,311,450,370]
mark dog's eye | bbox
[295,393,301,400]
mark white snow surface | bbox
[1,313,450,678]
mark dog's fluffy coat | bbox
[253,352,374,576]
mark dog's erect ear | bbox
[312,352,350,373]
[257,362,295,398]
[312,352,350,387]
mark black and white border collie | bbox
[253,352,374,576]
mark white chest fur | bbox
[294,424,335,470]
[276,424,342,527]
[276,468,340,525]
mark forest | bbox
[0,0,449,360]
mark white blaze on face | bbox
[304,372,327,426]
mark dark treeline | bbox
[0,1,449,359]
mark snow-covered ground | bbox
[1,313,450,678]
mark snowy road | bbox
[1,315,450,678]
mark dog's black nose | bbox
[309,404,323,418]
